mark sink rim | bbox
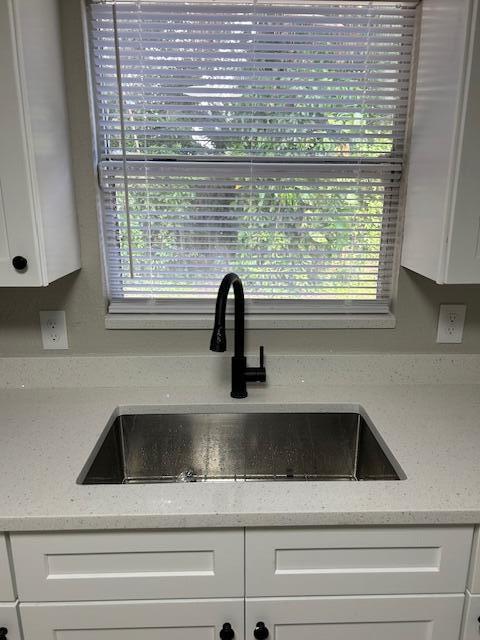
[77,404,406,484]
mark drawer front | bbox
[0,535,14,601]
[20,598,244,640]
[0,603,22,640]
[246,594,464,640]
[246,526,473,596]
[11,529,243,601]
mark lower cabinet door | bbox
[461,593,480,639]
[20,599,244,640]
[0,536,14,601]
[0,603,22,640]
[246,595,464,640]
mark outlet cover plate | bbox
[40,310,69,350]
[436,304,466,344]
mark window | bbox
[88,0,417,317]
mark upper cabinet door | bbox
[0,0,43,285]
[402,0,480,284]
[0,0,80,287]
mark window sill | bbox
[105,312,396,330]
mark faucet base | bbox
[231,390,248,399]
[231,356,248,399]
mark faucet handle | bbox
[245,346,266,385]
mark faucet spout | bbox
[210,273,266,399]
[209,273,244,356]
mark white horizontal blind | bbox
[89,0,417,311]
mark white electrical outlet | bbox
[436,304,466,344]
[40,310,69,350]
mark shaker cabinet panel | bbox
[20,599,244,640]
[10,529,244,601]
[246,526,473,596]
[246,595,465,640]
[0,535,14,601]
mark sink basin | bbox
[79,411,404,484]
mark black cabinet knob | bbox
[254,622,269,639]
[0,627,8,640]
[220,622,235,640]
[12,256,28,271]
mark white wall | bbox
[0,0,480,356]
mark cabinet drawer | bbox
[461,593,480,640]
[0,535,14,601]
[11,529,243,602]
[246,526,473,596]
[246,594,464,640]
[20,598,244,640]
[0,603,21,640]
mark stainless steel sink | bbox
[79,411,404,484]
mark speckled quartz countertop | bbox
[1,354,480,531]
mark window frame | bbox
[84,0,418,328]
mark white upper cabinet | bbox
[0,0,80,286]
[402,0,480,283]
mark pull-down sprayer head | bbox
[210,324,227,352]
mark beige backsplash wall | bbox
[0,0,480,357]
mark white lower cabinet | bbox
[19,595,466,640]
[461,593,480,640]
[0,604,21,640]
[12,526,477,640]
[20,599,244,640]
[246,595,465,640]
[0,536,14,601]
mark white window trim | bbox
[82,0,419,329]
[105,311,396,330]
[105,296,397,328]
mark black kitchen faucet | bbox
[210,273,266,398]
